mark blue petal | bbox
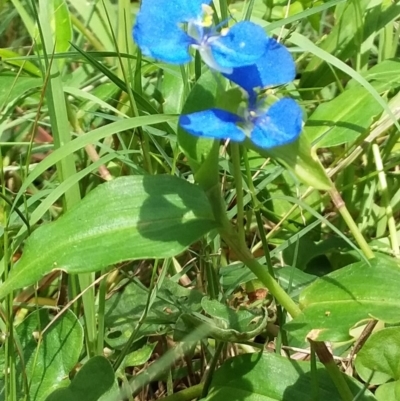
[136,0,210,25]
[179,109,246,142]
[250,98,302,149]
[133,0,201,64]
[223,38,296,92]
[209,22,269,69]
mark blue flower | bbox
[133,0,270,73]
[179,96,303,149]
[223,38,296,94]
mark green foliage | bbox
[1,0,400,400]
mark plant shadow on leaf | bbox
[136,175,217,247]
[286,256,400,342]
[306,120,367,134]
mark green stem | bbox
[310,341,354,401]
[372,143,399,256]
[159,384,203,401]
[113,260,159,370]
[242,151,275,278]
[230,143,246,248]
[97,271,108,355]
[206,184,301,318]
[329,188,375,260]
[201,342,224,398]
[206,182,355,401]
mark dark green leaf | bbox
[45,356,115,401]
[286,256,400,341]
[204,352,375,400]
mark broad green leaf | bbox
[357,327,400,380]
[45,356,114,401]
[305,86,382,148]
[250,134,332,190]
[0,176,216,299]
[4,310,83,401]
[375,381,400,401]
[204,352,375,401]
[286,256,400,342]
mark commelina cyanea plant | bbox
[133,0,303,149]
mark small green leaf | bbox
[45,356,115,401]
[357,327,400,380]
[354,355,392,386]
[375,381,400,401]
[12,309,83,401]
[0,176,216,299]
[286,256,400,342]
[204,352,375,400]
[122,343,157,368]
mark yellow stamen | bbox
[201,4,214,27]
[221,27,230,36]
